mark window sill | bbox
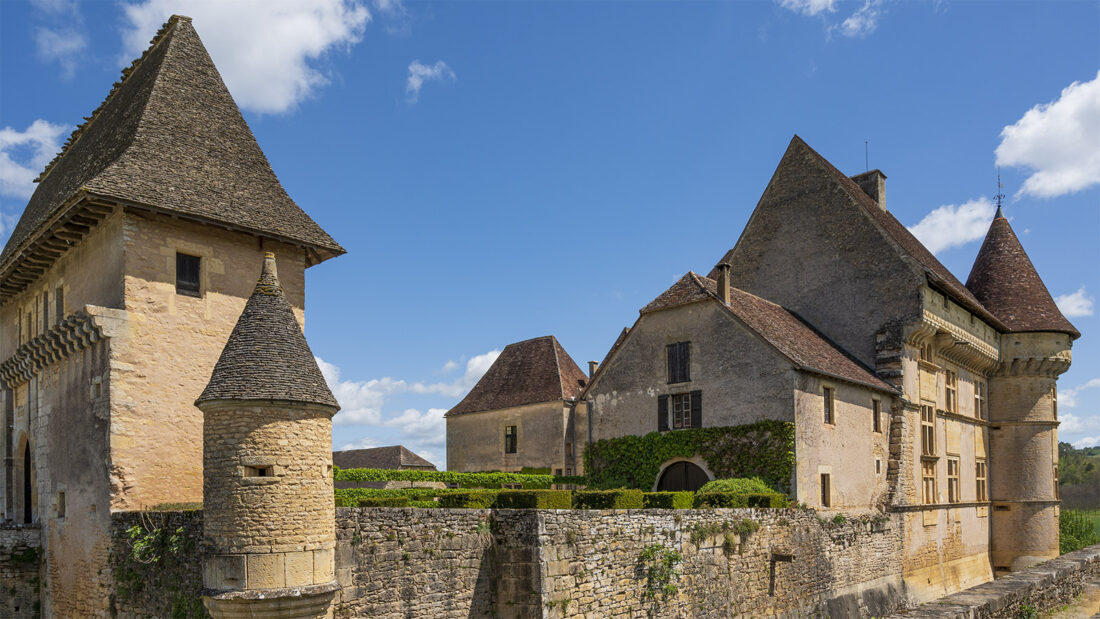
[920,454,939,462]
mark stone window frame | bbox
[943,367,958,414]
[974,380,987,420]
[920,402,936,457]
[820,472,831,508]
[822,386,835,425]
[921,460,937,505]
[946,456,960,503]
[671,392,692,429]
[175,252,203,297]
[975,458,988,502]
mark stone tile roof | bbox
[965,209,1079,338]
[709,135,1007,332]
[446,335,588,417]
[1,15,343,274]
[643,272,895,392]
[196,253,339,408]
[332,445,437,471]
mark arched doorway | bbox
[656,460,709,492]
[22,444,31,524]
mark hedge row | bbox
[342,488,787,510]
[333,467,585,489]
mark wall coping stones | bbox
[891,544,1100,618]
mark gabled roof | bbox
[637,272,894,393]
[196,253,339,409]
[446,335,588,417]
[599,327,631,369]
[709,135,1007,331]
[965,208,1079,338]
[1,15,343,277]
[332,445,437,471]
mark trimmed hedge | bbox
[583,421,794,492]
[573,489,644,509]
[495,490,573,509]
[357,497,410,507]
[698,478,777,494]
[334,467,555,488]
[438,491,500,509]
[693,492,787,509]
[643,492,694,509]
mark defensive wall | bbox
[3,508,1095,618]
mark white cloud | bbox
[1073,436,1100,449]
[996,71,1100,199]
[839,0,883,38]
[1059,413,1100,435]
[441,359,459,373]
[380,408,448,446]
[34,27,87,79]
[907,196,996,254]
[0,119,69,200]
[339,436,379,451]
[777,0,836,16]
[1055,286,1095,318]
[121,0,371,114]
[1061,378,1100,409]
[406,60,455,103]
[320,349,499,427]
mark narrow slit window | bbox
[41,293,49,333]
[176,253,201,297]
[57,491,65,518]
[55,286,64,323]
[1051,387,1057,419]
[872,399,882,433]
[820,473,831,508]
[823,387,835,425]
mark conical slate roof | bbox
[197,253,339,408]
[1,15,343,272]
[965,209,1079,338]
[446,336,588,417]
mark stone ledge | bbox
[892,544,1100,618]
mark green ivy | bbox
[334,467,557,488]
[583,421,795,492]
[111,512,206,618]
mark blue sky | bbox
[2,0,1097,467]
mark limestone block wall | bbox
[588,301,796,443]
[112,211,308,511]
[0,525,42,619]
[446,401,569,473]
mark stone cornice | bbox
[1,311,102,386]
[906,313,1000,375]
[995,355,1071,378]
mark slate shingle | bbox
[332,446,437,471]
[196,253,339,408]
[1,15,343,274]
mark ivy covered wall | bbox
[583,421,795,492]
[109,511,206,618]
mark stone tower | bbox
[966,207,1078,573]
[197,253,341,618]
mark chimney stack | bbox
[849,170,887,211]
[588,361,598,378]
[715,263,731,305]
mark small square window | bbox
[176,253,201,297]
[504,425,517,454]
[242,465,274,477]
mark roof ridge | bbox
[35,16,189,185]
[549,336,566,399]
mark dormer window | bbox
[176,253,201,297]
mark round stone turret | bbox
[196,253,340,618]
[966,210,1078,573]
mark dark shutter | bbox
[666,344,676,383]
[657,395,669,431]
[680,342,690,382]
[690,390,702,428]
[176,253,201,297]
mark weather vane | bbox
[994,169,1005,213]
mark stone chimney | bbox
[849,170,887,211]
[588,361,598,378]
[715,263,731,305]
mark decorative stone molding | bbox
[0,311,102,386]
[996,355,1071,378]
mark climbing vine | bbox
[111,511,206,618]
[584,421,795,492]
[637,544,683,602]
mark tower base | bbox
[203,582,338,619]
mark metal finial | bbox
[994,169,1005,217]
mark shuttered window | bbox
[658,390,701,430]
[176,253,201,297]
[666,342,690,384]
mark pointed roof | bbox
[446,336,589,417]
[965,211,1079,338]
[638,272,894,393]
[709,135,1007,331]
[196,253,339,408]
[1,15,342,275]
[332,445,437,471]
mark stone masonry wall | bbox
[333,507,906,618]
[108,510,205,619]
[0,525,42,619]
